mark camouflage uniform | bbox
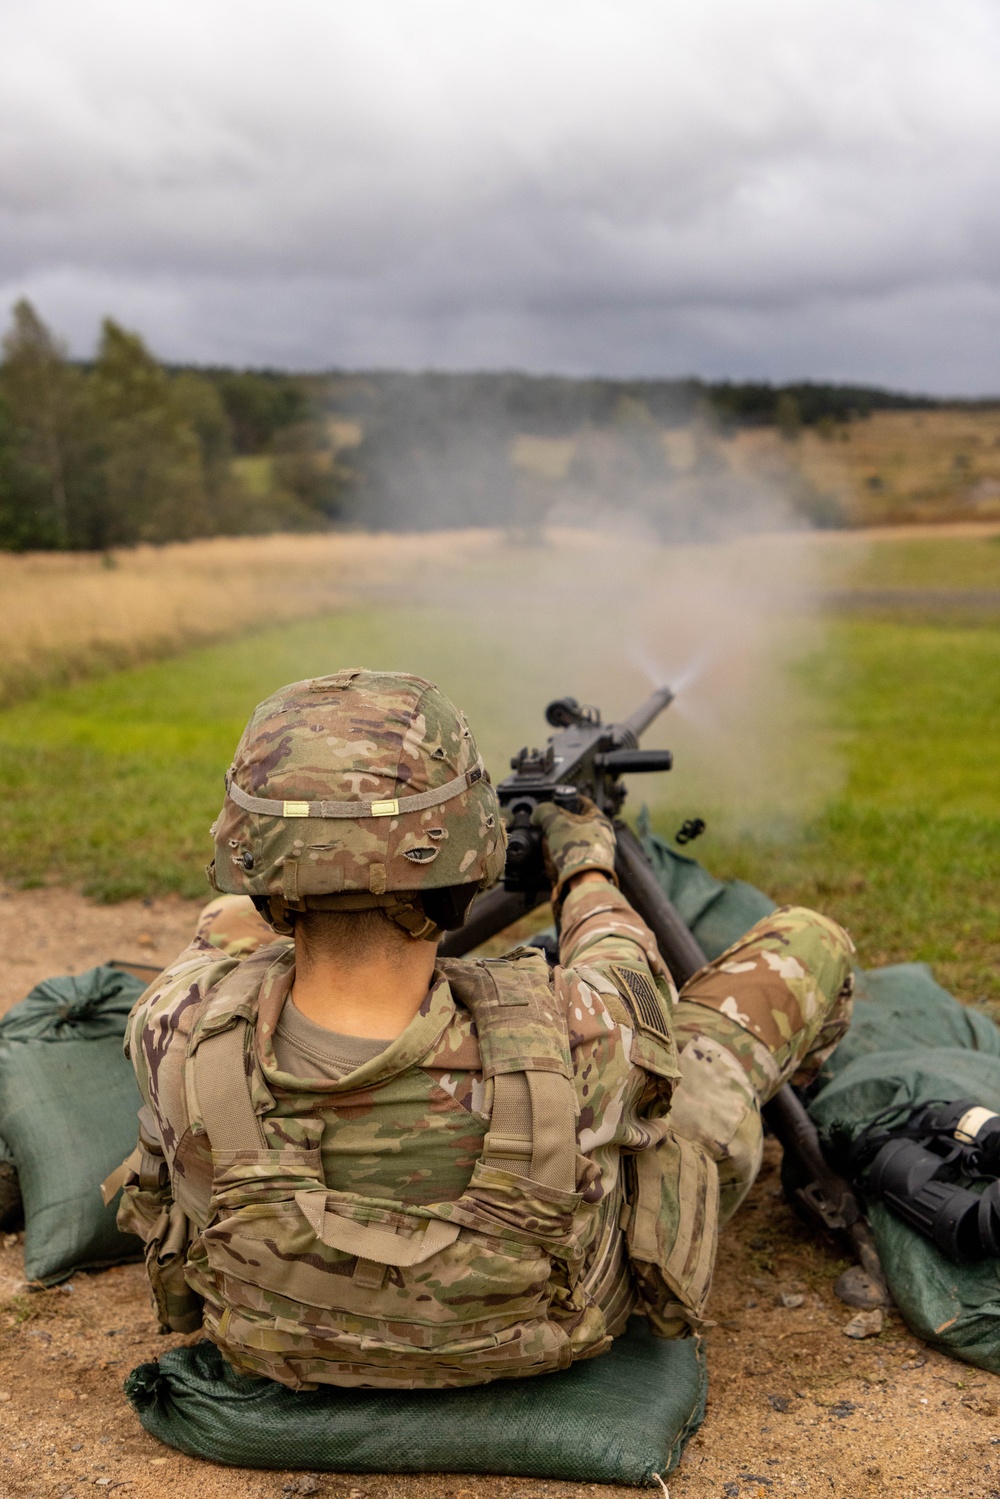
[119,670,854,1390]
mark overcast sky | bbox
[2,0,999,392]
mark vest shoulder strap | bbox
[194,1020,266,1153]
[437,948,572,1077]
[188,942,290,1153]
[190,940,292,1047]
[439,950,577,1193]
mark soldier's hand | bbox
[530,797,618,907]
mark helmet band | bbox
[226,760,486,821]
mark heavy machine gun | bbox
[499,687,675,894]
[440,686,888,1300]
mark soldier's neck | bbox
[289,939,439,1040]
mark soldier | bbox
[118,669,854,1390]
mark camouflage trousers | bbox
[668,905,855,1228]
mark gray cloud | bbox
[1,0,999,390]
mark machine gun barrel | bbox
[614,685,675,748]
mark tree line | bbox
[0,299,942,551]
[0,302,342,550]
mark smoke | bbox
[316,381,857,847]
[382,523,851,847]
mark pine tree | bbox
[90,320,211,544]
[0,300,76,547]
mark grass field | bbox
[0,530,496,707]
[1,528,998,1006]
[712,618,1000,1004]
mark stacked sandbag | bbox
[0,964,148,1284]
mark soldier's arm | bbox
[530,797,675,996]
[558,874,676,999]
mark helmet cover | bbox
[209,669,506,911]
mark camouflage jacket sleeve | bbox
[557,878,679,1107]
[558,878,677,1002]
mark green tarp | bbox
[126,1319,707,1487]
[639,829,777,961]
[810,967,1000,1372]
[0,964,147,1284]
[816,962,1000,1086]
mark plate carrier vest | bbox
[148,943,671,1390]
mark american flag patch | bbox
[609,965,671,1044]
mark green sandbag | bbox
[816,962,1000,1086]
[639,829,776,960]
[812,1047,1000,1153]
[0,965,147,1285]
[865,1199,1000,1371]
[125,1320,707,1486]
[809,974,1000,1373]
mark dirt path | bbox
[2,892,999,1498]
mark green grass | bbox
[819,533,1000,592]
[0,601,614,902]
[700,620,1000,1005]
[1,555,998,1007]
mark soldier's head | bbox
[208,669,506,956]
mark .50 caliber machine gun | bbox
[440,686,887,1299]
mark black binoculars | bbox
[853,1099,1000,1263]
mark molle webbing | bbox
[225,760,486,821]
[439,952,578,1194]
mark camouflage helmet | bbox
[209,670,506,931]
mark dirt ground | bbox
[0,886,204,1019]
[2,889,1000,1499]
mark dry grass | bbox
[510,406,1000,528]
[0,530,498,707]
[736,407,1000,525]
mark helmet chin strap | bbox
[253,891,442,942]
